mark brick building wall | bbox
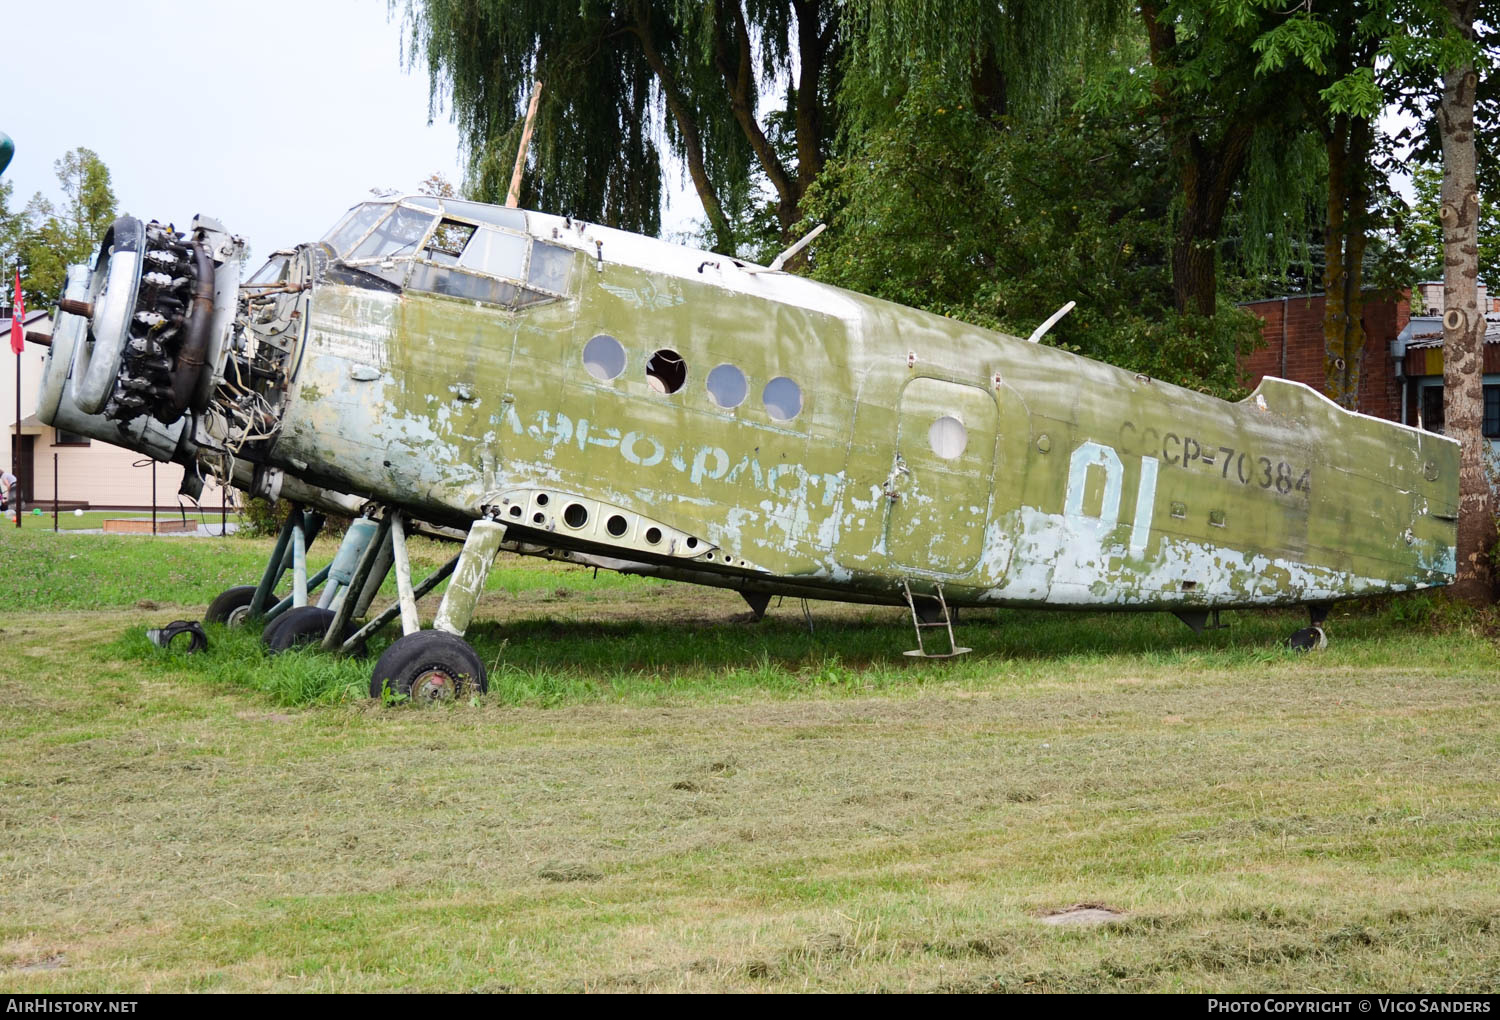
[1240,293,1408,422]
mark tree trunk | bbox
[1438,0,1496,604]
[1322,114,1373,410]
[1166,127,1252,318]
[1141,3,1253,318]
[791,0,830,202]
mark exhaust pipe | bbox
[167,240,214,417]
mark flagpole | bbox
[12,264,20,529]
[13,346,19,530]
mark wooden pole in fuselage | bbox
[506,81,544,210]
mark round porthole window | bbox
[646,348,687,394]
[929,415,967,459]
[762,376,802,421]
[706,363,748,409]
[582,334,626,381]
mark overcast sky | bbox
[5,1,473,258]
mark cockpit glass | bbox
[323,203,389,257]
[323,196,569,310]
[457,226,527,280]
[350,206,437,260]
[247,255,290,286]
[528,242,572,293]
[444,200,526,231]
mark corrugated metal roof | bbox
[1401,313,1500,350]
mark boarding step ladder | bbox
[900,580,971,659]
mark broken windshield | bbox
[321,202,391,257]
[349,206,439,260]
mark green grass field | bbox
[0,527,1497,991]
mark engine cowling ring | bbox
[70,216,144,415]
[38,265,92,425]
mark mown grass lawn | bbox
[0,527,1497,991]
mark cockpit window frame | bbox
[325,196,574,310]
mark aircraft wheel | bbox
[1286,625,1327,652]
[263,606,346,653]
[370,631,488,701]
[205,585,259,628]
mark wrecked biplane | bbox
[32,195,1458,696]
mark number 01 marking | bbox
[1066,440,1306,556]
[1065,441,1157,558]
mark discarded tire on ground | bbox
[370,630,488,701]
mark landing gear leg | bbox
[368,518,506,700]
[261,514,382,653]
[246,504,324,623]
[204,505,323,630]
[1287,603,1330,652]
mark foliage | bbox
[401,0,665,234]
[803,77,1260,398]
[1402,163,1500,292]
[398,0,840,253]
[240,497,351,539]
[838,0,1128,131]
[841,2,1324,318]
[240,496,288,538]
[10,147,118,306]
[0,178,24,282]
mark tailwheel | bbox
[1288,604,1330,652]
[1286,626,1327,652]
[370,631,488,702]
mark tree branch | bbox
[627,5,734,249]
[714,0,798,231]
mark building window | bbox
[1419,383,1500,437]
[1422,386,1445,434]
[52,429,90,447]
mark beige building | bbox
[2,307,229,511]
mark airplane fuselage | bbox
[260,209,1457,610]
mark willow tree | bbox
[1249,4,1404,410]
[397,0,840,254]
[841,2,1315,319]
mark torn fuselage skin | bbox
[38,196,1460,617]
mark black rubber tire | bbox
[263,605,345,653]
[369,630,488,701]
[205,585,259,627]
[1286,625,1327,652]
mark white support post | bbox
[389,512,421,637]
[433,520,507,637]
[291,515,308,607]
